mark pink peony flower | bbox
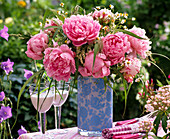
[92,8,114,24]
[44,18,63,36]
[128,26,151,58]
[43,45,76,82]
[78,51,111,78]
[62,15,101,47]
[120,56,141,83]
[102,32,131,65]
[25,32,48,60]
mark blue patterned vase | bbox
[77,76,113,136]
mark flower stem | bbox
[7,120,13,139]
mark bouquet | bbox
[23,4,152,86]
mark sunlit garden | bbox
[0,0,170,138]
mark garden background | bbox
[0,0,170,138]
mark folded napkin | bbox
[102,122,144,139]
[102,115,155,139]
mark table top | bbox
[18,127,104,139]
[18,126,166,139]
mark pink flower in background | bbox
[160,34,167,41]
[25,32,48,60]
[0,25,9,41]
[128,26,151,58]
[78,51,111,78]
[120,56,141,83]
[168,74,170,79]
[155,24,159,29]
[62,15,101,47]
[92,8,114,24]
[44,18,63,36]
[102,32,131,65]
[24,69,33,80]
[43,45,76,82]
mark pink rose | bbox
[102,32,131,65]
[128,26,152,58]
[78,51,111,78]
[25,32,48,60]
[92,8,114,24]
[62,15,101,47]
[120,56,141,83]
[44,18,63,36]
[43,45,76,82]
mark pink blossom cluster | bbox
[128,26,152,58]
[102,32,131,65]
[62,15,101,47]
[44,18,63,36]
[138,119,153,133]
[25,32,48,60]
[25,8,152,82]
[43,44,76,82]
[145,85,170,112]
[92,8,115,24]
[78,51,110,78]
[167,120,170,129]
[120,56,141,83]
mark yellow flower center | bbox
[17,0,26,8]
[60,3,64,7]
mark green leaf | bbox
[148,135,161,139]
[152,53,170,61]
[113,28,147,40]
[42,25,59,31]
[156,79,163,87]
[49,9,65,23]
[93,42,100,72]
[42,9,50,28]
[162,114,168,133]
[12,69,45,130]
[103,76,108,93]
[149,60,168,82]
[153,112,162,135]
[52,26,62,39]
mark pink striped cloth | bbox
[18,127,104,139]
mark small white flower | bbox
[125,60,131,67]
[123,25,127,29]
[135,78,141,82]
[60,2,64,7]
[109,4,114,9]
[121,19,126,24]
[124,13,128,19]
[132,17,136,21]
[39,22,42,27]
[96,6,100,10]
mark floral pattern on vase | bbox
[77,76,113,133]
